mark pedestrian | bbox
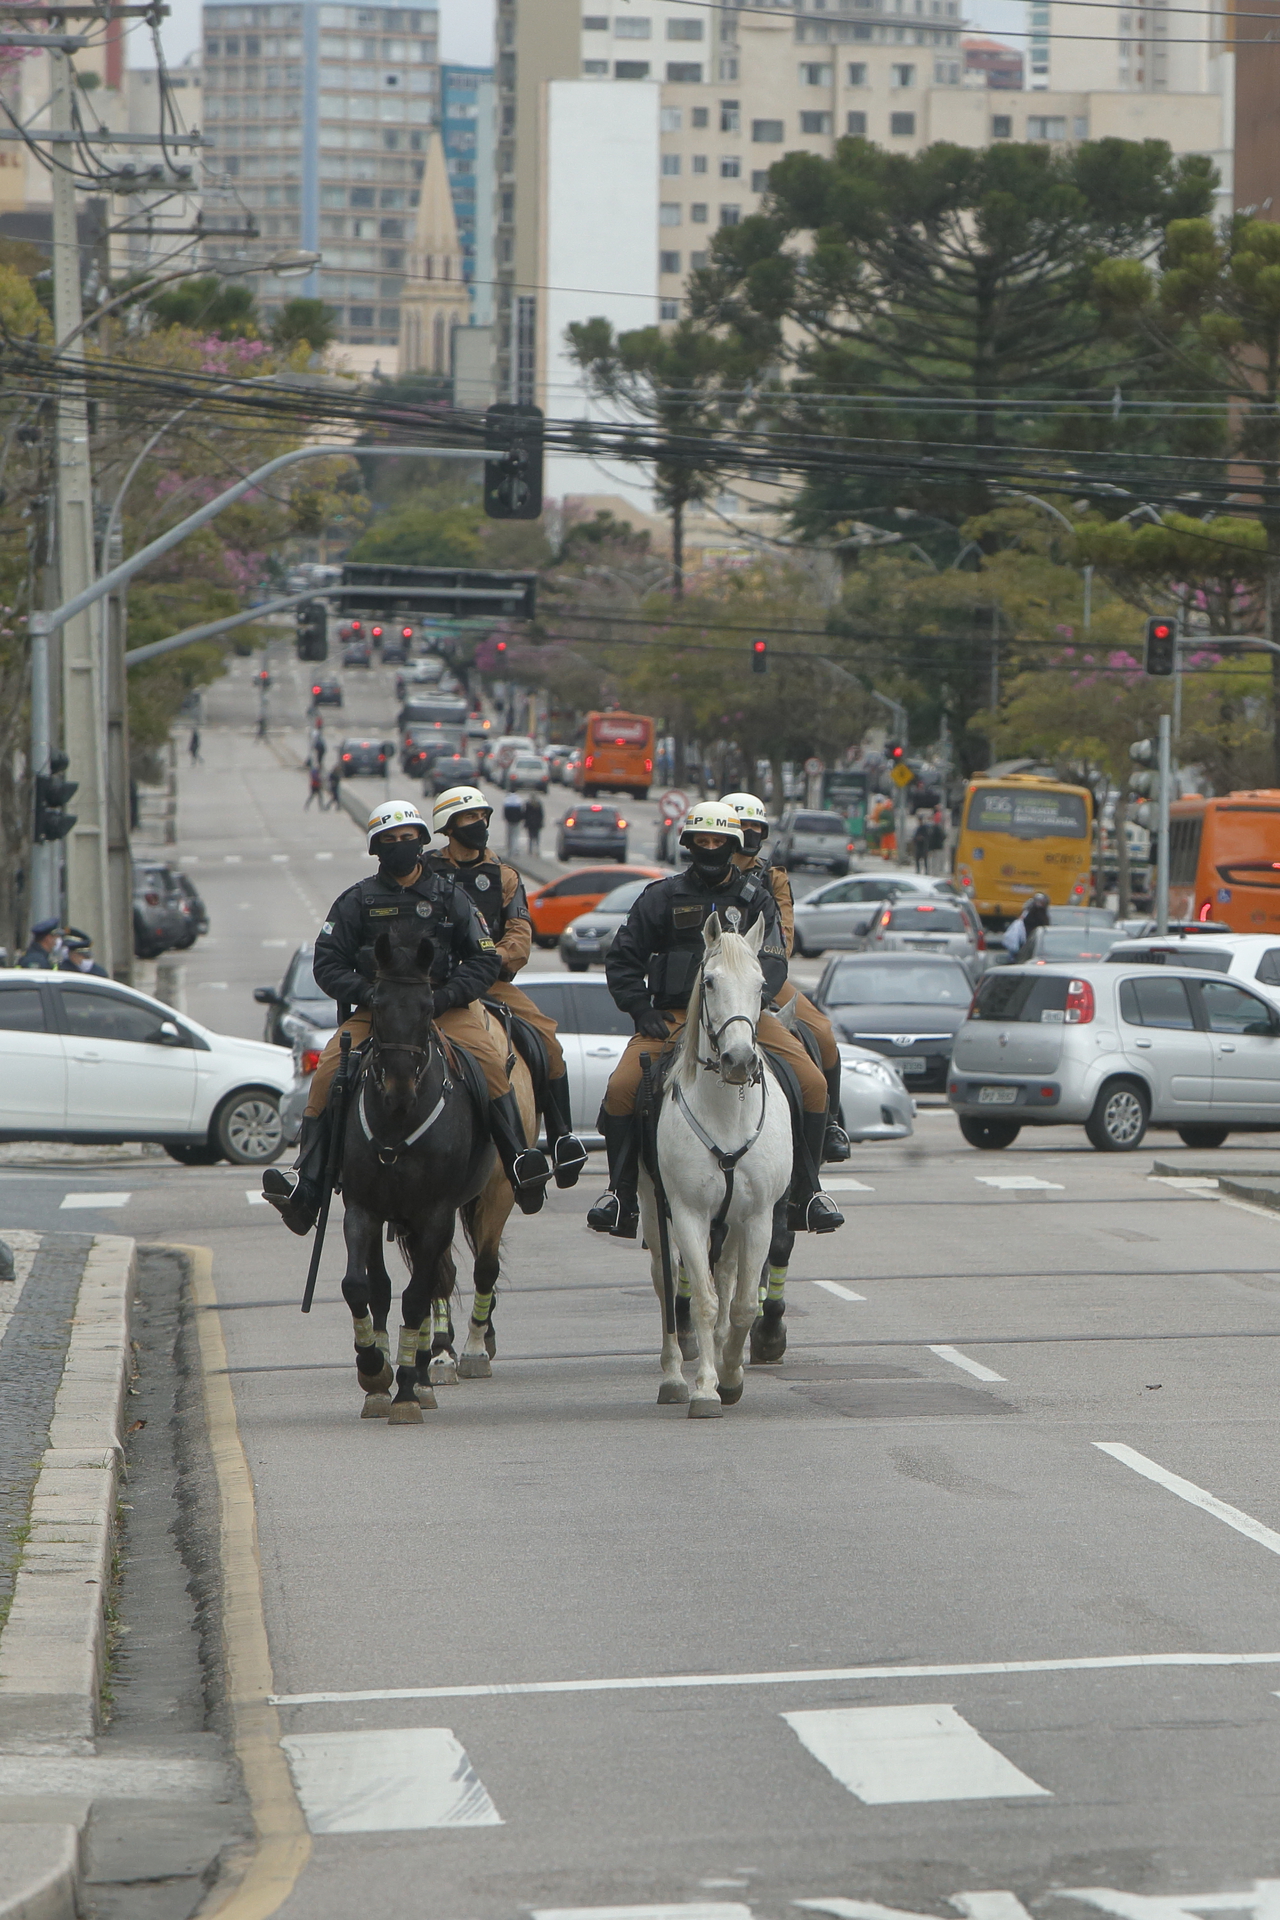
[503,788,524,855]
[928,810,946,875]
[188,726,201,764]
[311,725,325,767]
[62,930,107,976]
[327,763,341,809]
[1002,890,1051,955]
[912,817,929,874]
[305,763,323,810]
[523,790,544,856]
[18,915,64,969]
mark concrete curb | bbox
[0,1232,136,1920]
[1217,1176,1280,1212]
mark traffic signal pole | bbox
[1156,713,1171,935]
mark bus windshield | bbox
[967,787,1089,840]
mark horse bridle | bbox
[694,974,764,1083]
[360,985,453,1164]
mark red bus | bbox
[576,710,654,801]
[1169,790,1280,931]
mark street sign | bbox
[891,762,915,788]
[339,563,536,621]
[804,757,824,776]
[660,789,689,821]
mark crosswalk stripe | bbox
[825,1179,875,1192]
[280,1727,502,1833]
[60,1192,131,1210]
[929,1344,1006,1383]
[782,1703,1050,1804]
[533,1908,752,1920]
[975,1176,1064,1191]
[814,1281,866,1302]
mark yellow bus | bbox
[954,774,1094,925]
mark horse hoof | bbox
[484,1325,497,1359]
[688,1396,723,1419]
[717,1380,744,1406]
[677,1331,698,1361]
[749,1317,787,1364]
[657,1379,690,1405]
[414,1383,438,1410]
[388,1398,424,1426]
[428,1356,458,1386]
[458,1354,492,1380]
[360,1392,392,1419]
[357,1359,394,1393]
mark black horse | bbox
[339,928,495,1426]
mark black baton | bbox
[302,1028,351,1314]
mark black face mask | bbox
[377,838,421,880]
[689,846,733,883]
[452,820,490,853]
[740,827,765,856]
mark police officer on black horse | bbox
[263,799,553,1233]
[585,801,845,1240]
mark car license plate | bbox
[575,940,602,953]
[898,1056,927,1074]
[978,1085,1018,1105]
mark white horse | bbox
[638,916,794,1419]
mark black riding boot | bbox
[262,1110,331,1236]
[823,1063,852,1163]
[787,1110,845,1234]
[545,1074,588,1189]
[586,1111,640,1239]
[489,1089,551,1216]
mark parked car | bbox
[514,971,914,1143]
[0,969,291,1163]
[773,808,855,875]
[308,677,342,709]
[791,870,958,957]
[557,803,628,862]
[526,866,666,948]
[253,942,336,1050]
[508,753,550,794]
[342,639,372,668]
[170,872,209,947]
[863,898,982,968]
[948,960,1280,1152]
[812,952,974,1094]
[133,860,189,959]
[558,875,657,971]
[337,736,392,777]
[427,750,481,794]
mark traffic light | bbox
[484,402,544,520]
[296,600,328,662]
[751,638,768,675]
[256,668,271,689]
[494,638,508,658]
[34,751,77,843]
[1145,616,1177,677]
[888,742,905,764]
[1129,737,1156,825]
[371,624,383,643]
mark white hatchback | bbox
[0,970,292,1164]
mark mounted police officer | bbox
[585,801,844,1240]
[425,784,587,1188]
[721,790,851,1166]
[262,799,552,1234]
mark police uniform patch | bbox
[321,921,333,935]
[473,875,490,891]
[369,906,399,917]
[416,901,432,918]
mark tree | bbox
[271,297,339,355]
[147,276,260,339]
[347,501,484,568]
[564,317,757,597]
[693,137,1216,530]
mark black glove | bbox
[430,984,460,1018]
[633,1008,670,1041]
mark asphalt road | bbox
[11,647,1280,1919]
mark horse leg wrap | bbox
[471,1291,494,1329]
[765,1265,787,1302]
[676,1263,691,1301]
[351,1312,376,1349]
[396,1325,418,1366]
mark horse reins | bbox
[360,989,454,1164]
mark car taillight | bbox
[145,890,160,906]
[1064,977,1094,1024]
[402,627,412,638]
[878,908,892,927]
[618,818,628,828]
[976,930,986,950]
[342,754,352,762]
[585,754,594,767]
[565,817,576,827]
[312,686,321,695]
[644,758,653,772]
[1199,899,1213,921]
[301,1048,321,1075]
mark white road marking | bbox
[782,1703,1049,1804]
[280,1726,501,1833]
[268,1647,1280,1708]
[270,853,289,862]
[245,1191,268,1206]
[224,854,242,863]
[798,1894,1034,1920]
[1060,1884,1280,1920]
[824,1178,875,1192]
[59,1192,130,1210]
[814,1280,866,1302]
[261,938,289,947]
[315,851,333,860]
[198,982,229,990]
[929,1344,1007,1383]
[1149,1176,1218,1190]
[975,1176,1065,1191]
[534,1908,751,1920]
[1094,1442,1280,1557]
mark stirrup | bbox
[823,1121,851,1163]
[586,1190,638,1239]
[262,1166,298,1199]
[551,1133,588,1189]
[805,1192,844,1234]
[511,1145,551,1191]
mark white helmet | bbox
[679,800,745,850]
[433,785,492,835]
[720,791,768,838]
[365,799,427,854]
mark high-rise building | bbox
[441,62,494,325]
[200,2,440,354]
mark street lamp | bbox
[997,488,1096,631]
[60,249,323,353]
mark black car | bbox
[557,803,629,863]
[379,631,410,666]
[342,640,372,668]
[427,749,480,793]
[254,943,336,1049]
[812,952,974,1093]
[132,860,190,960]
[338,735,391,776]
[309,676,342,709]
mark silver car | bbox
[949,961,1280,1152]
[791,871,958,958]
[773,809,853,875]
[865,898,980,966]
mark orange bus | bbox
[576,710,654,801]
[1169,790,1280,931]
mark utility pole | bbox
[1155,712,1171,935]
[50,45,111,969]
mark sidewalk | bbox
[0,1230,136,1920]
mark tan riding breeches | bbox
[487,978,566,1079]
[304,1002,509,1116]
[601,1007,827,1118]
[774,977,840,1072]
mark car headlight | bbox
[848,1058,904,1090]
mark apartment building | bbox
[201,1,440,351]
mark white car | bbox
[791,870,959,957]
[508,754,550,793]
[1103,930,1280,1005]
[0,969,292,1164]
